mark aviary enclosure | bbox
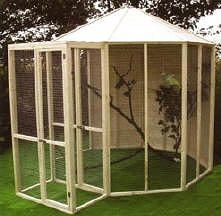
[8,7,215,214]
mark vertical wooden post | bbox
[74,48,84,185]
[208,46,216,171]
[46,52,56,181]
[196,45,202,177]
[87,50,92,149]
[35,50,47,201]
[181,43,188,190]
[8,49,21,192]
[101,44,111,195]
[144,43,149,191]
[62,45,76,212]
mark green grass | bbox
[1,149,221,215]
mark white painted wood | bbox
[181,43,188,190]
[76,183,104,194]
[208,46,216,171]
[196,45,202,177]
[87,50,93,149]
[110,188,182,197]
[8,50,21,192]
[81,125,103,133]
[21,179,52,193]
[68,42,104,49]
[17,192,42,204]
[17,193,72,214]
[46,199,69,210]
[186,169,211,189]
[14,133,38,142]
[8,42,66,51]
[76,195,106,212]
[74,48,84,186]
[35,50,47,201]
[46,51,56,181]
[52,122,65,127]
[101,44,111,195]
[42,139,65,147]
[52,122,103,132]
[8,41,213,52]
[54,178,66,184]
[144,43,149,191]
[8,41,103,51]
[62,46,77,212]
[108,42,214,46]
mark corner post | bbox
[8,49,21,192]
[181,43,188,190]
[74,48,84,186]
[144,43,149,191]
[208,46,216,171]
[35,49,47,201]
[62,44,76,212]
[196,45,202,177]
[101,44,111,195]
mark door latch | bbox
[76,125,85,130]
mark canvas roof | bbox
[55,6,213,44]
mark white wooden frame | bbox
[8,50,21,192]
[74,48,84,186]
[181,43,188,190]
[8,41,215,214]
[46,52,56,181]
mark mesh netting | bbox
[78,48,103,189]
[45,144,67,203]
[200,47,211,173]
[69,48,103,206]
[109,45,145,192]
[186,45,198,183]
[147,45,181,189]
[41,51,67,204]
[15,50,37,137]
[52,51,64,124]
[18,139,40,198]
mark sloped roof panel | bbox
[55,6,213,44]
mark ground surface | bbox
[1,150,221,216]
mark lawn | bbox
[1,149,221,216]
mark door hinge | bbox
[63,53,66,59]
[68,192,71,198]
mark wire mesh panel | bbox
[109,45,145,192]
[18,139,40,198]
[147,45,181,190]
[82,131,103,187]
[80,49,102,129]
[72,48,104,206]
[78,48,103,187]
[15,50,37,137]
[52,52,64,123]
[200,47,211,174]
[186,45,198,183]
[14,50,40,198]
[40,51,67,204]
[45,144,67,203]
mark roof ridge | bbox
[107,7,129,41]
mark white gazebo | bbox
[8,6,215,214]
